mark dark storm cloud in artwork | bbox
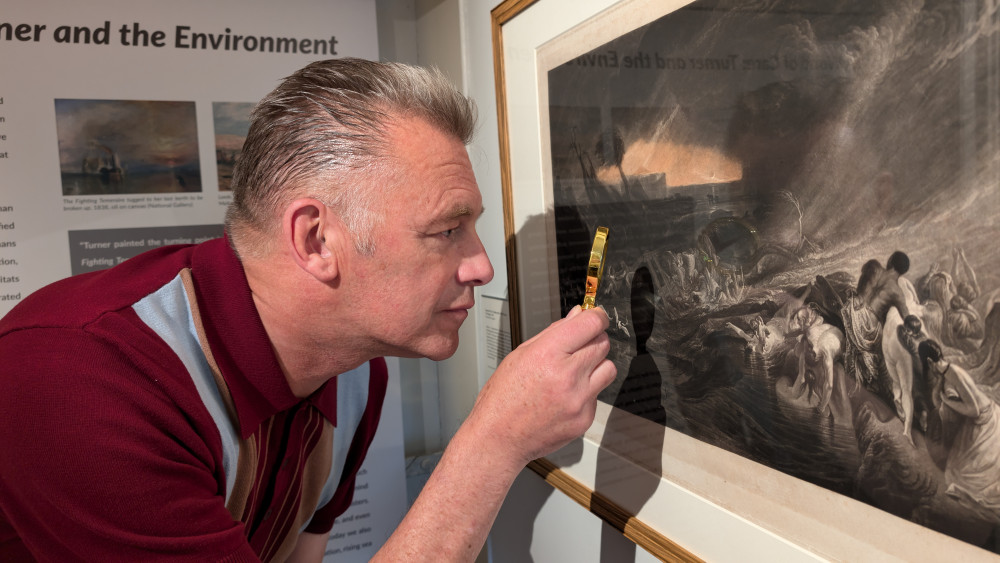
[55,99,202,195]
[546,0,1000,553]
[550,0,998,249]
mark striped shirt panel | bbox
[133,269,370,562]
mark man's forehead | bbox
[381,115,482,212]
[388,113,464,151]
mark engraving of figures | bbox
[546,0,1000,552]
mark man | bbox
[841,251,911,415]
[0,59,616,561]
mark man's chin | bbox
[423,339,460,361]
[393,333,460,361]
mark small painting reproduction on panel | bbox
[212,101,253,192]
[55,99,202,196]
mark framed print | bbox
[492,0,1000,560]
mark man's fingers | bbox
[517,308,578,346]
[588,358,617,394]
[563,329,612,384]
[544,307,610,355]
[515,305,606,350]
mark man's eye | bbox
[440,228,457,238]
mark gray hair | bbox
[225,58,477,257]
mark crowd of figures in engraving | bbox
[571,179,1000,548]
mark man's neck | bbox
[243,256,373,398]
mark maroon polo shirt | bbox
[0,237,387,562]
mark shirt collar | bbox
[189,237,339,438]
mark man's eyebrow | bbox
[443,204,485,221]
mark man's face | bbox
[343,116,494,360]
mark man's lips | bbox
[444,295,475,312]
[442,300,475,316]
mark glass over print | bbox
[544,0,1000,553]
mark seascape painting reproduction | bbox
[212,101,253,192]
[55,99,202,196]
[547,0,1000,552]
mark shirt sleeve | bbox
[0,324,258,562]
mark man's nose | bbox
[461,234,494,287]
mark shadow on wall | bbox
[489,211,669,562]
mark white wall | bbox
[376,0,511,458]
[376,0,474,459]
[371,3,1000,562]
[457,2,662,561]
[376,1,674,560]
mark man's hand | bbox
[372,306,615,562]
[471,305,617,466]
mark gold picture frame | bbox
[491,0,1000,560]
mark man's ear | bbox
[283,198,341,282]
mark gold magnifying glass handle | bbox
[582,226,609,310]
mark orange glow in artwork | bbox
[595,139,743,190]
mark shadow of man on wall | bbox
[613,266,667,425]
[595,265,668,561]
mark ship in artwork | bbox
[81,143,125,183]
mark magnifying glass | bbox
[582,226,609,310]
